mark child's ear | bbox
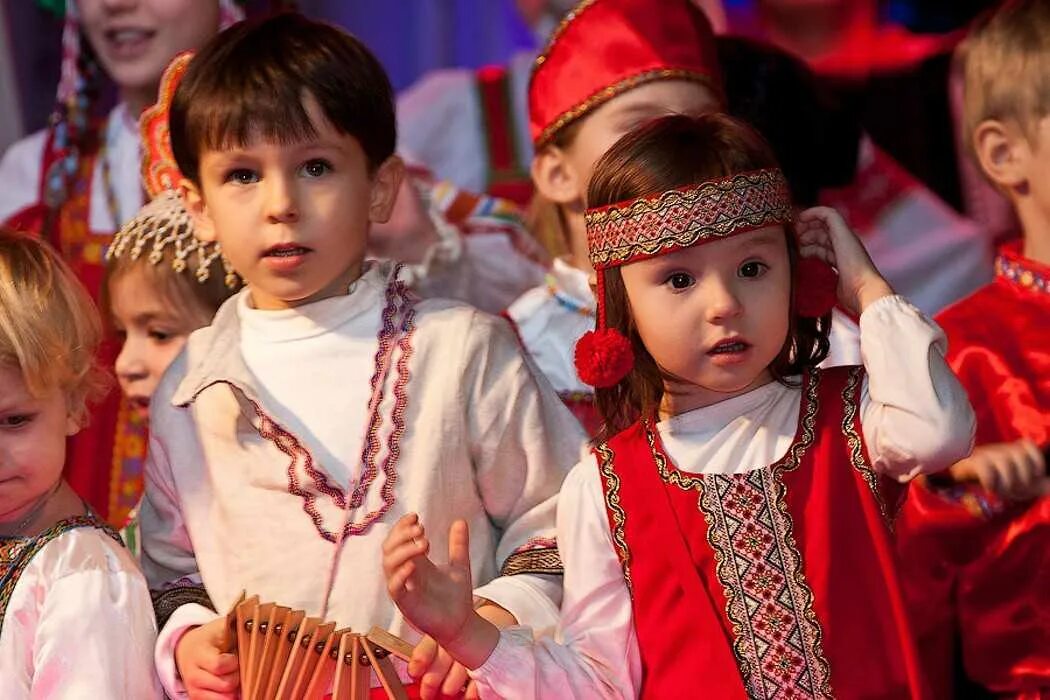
[368,155,406,224]
[973,119,1030,191]
[180,178,217,242]
[531,145,584,206]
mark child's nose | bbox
[703,280,744,322]
[264,177,300,224]
[114,343,148,383]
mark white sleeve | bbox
[470,458,642,700]
[0,129,45,223]
[858,294,975,480]
[32,568,161,698]
[140,407,220,698]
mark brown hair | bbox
[588,113,830,438]
[0,229,108,424]
[170,12,396,185]
[959,0,1050,161]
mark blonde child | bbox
[0,229,159,697]
[896,1,1050,695]
[384,113,975,699]
[139,15,583,699]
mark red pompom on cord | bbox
[794,257,839,318]
[575,328,635,388]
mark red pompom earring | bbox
[574,269,635,387]
[794,257,839,318]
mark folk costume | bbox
[469,168,975,699]
[0,0,243,526]
[0,512,159,697]
[896,243,1050,698]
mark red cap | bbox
[529,0,722,147]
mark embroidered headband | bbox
[585,168,793,270]
[575,167,837,388]
[106,53,237,289]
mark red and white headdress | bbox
[529,0,722,147]
[106,53,237,289]
[575,167,836,387]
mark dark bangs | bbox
[170,13,396,184]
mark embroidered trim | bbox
[234,268,417,543]
[996,253,1049,295]
[0,514,122,626]
[546,274,594,317]
[595,441,633,596]
[151,584,214,630]
[586,169,792,269]
[534,69,714,149]
[841,367,897,527]
[651,371,833,699]
[500,538,564,576]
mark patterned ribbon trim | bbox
[585,168,792,269]
[151,584,215,630]
[996,253,1049,295]
[500,537,564,577]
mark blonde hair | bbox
[0,229,107,422]
[960,0,1050,158]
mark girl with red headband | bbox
[383,114,975,699]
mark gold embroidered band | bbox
[585,168,793,269]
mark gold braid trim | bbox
[595,441,633,596]
[586,169,792,268]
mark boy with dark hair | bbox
[141,13,581,698]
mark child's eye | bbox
[0,414,33,429]
[148,329,175,343]
[225,168,259,185]
[300,159,332,178]
[665,272,695,290]
[739,261,769,278]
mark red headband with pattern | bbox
[575,167,837,389]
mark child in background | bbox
[140,15,583,699]
[505,0,723,434]
[105,52,241,554]
[0,229,159,698]
[384,114,975,699]
[896,1,1050,695]
[0,0,245,525]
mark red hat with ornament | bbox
[528,0,723,147]
[575,167,838,388]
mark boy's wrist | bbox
[441,610,501,671]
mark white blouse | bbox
[0,526,160,698]
[469,295,975,699]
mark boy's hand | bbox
[796,206,895,316]
[949,440,1048,501]
[383,514,500,673]
[410,604,517,700]
[174,617,239,700]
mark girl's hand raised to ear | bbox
[796,206,895,316]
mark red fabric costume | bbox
[597,366,924,699]
[897,242,1050,698]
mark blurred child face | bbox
[620,226,791,413]
[0,365,78,523]
[110,266,213,420]
[564,79,720,191]
[187,94,402,310]
[79,0,220,108]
